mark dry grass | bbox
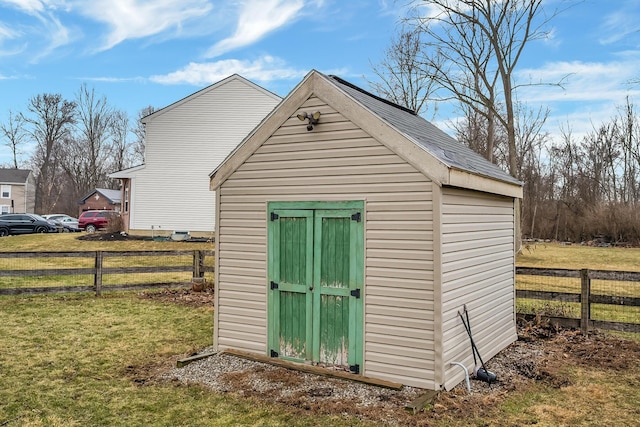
[1,236,639,425]
[518,241,640,271]
[0,231,214,252]
[0,294,352,427]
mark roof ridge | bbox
[328,75,417,116]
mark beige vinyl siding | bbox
[216,96,435,388]
[440,188,517,390]
[130,78,278,232]
[9,185,26,212]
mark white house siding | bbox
[440,188,517,390]
[216,96,436,388]
[130,78,279,233]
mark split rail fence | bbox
[516,267,640,334]
[1,251,639,335]
[0,250,215,296]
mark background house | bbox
[209,71,522,391]
[110,74,282,236]
[0,169,36,214]
[78,188,122,212]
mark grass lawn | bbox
[0,235,639,426]
[0,232,215,252]
[0,293,356,426]
[517,241,640,271]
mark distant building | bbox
[78,188,122,212]
[109,74,281,237]
[0,169,36,214]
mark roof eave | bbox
[448,168,523,198]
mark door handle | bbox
[309,286,314,291]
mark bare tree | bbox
[405,0,564,178]
[109,109,131,173]
[1,110,27,168]
[398,0,570,250]
[368,27,439,117]
[71,83,115,190]
[132,105,155,165]
[22,93,76,213]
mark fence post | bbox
[580,269,590,334]
[192,250,204,281]
[94,251,103,296]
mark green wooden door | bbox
[268,209,314,361]
[268,203,363,373]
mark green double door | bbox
[267,202,363,373]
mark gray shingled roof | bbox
[327,75,521,186]
[79,188,121,204]
[0,169,31,184]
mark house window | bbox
[1,205,9,214]
[124,188,129,212]
[1,185,9,199]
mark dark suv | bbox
[78,210,119,233]
[0,213,60,236]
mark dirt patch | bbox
[142,289,640,425]
[138,288,215,308]
[76,232,210,242]
[77,232,151,241]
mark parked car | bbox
[0,213,61,236]
[78,210,119,233]
[42,214,80,232]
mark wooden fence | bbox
[516,267,640,333]
[0,250,215,296]
[2,252,639,335]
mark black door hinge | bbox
[351,212,361,222]
[349,364,360,374]
[350,288,361,298]
[270,281,279,290]
[270,350,279,358]
[270,212,279,221]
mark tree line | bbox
[523,98,640,245]
[1,83,154,216]
[371,0,640,246]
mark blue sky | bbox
[1,0,639,166]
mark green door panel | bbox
[268,203,363,371]
[268,209,313,361]
[313,209,363,368]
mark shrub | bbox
[106,215,124,233]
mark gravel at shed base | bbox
[162,350,424,409]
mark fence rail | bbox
[1,252,638,335]
[516,267,640,333]
[0,250,215,296]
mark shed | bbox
[78,188,122,212]
[209,70,523,390]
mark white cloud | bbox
[517,58,640,104]
[205,0,304,58]
[0,22,20,41]
[516,56,640,143]
[149,55,306,85]
[73,0,213,51]
[0,0,45,13]
[0,0,73,61]
[598,2,640,46]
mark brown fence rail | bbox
[516,267,640,334]
[0,250,215,296]
[2,253,638,335]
